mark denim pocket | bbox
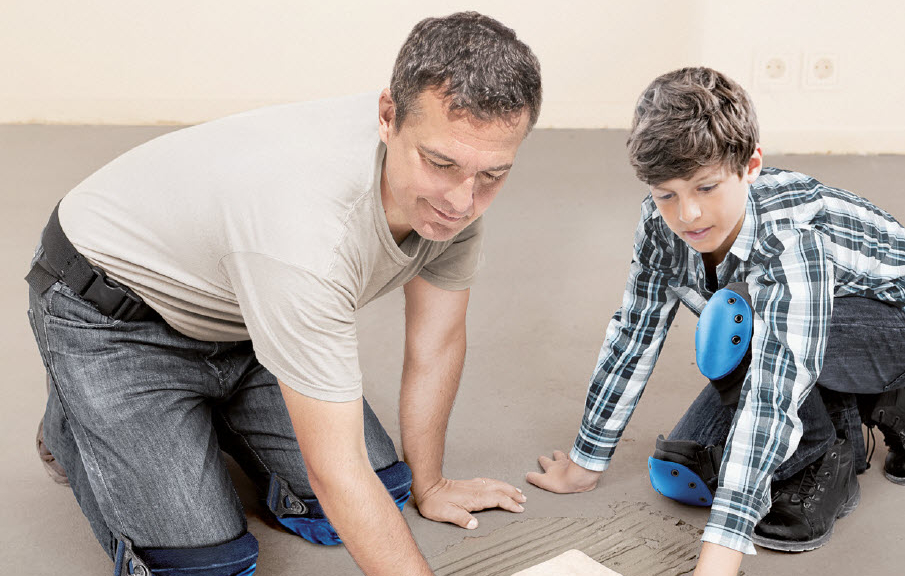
[27,308,53,371]
[47,282,121,329]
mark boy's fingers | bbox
[526,470,570,494]
[537,454,553,471]
[553,450,568,461]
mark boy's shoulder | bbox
[751,167,824,198]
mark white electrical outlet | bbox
[804,53,839,89]
[754,53,797,90]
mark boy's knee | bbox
[114,531,258,576]
[697,282,753,406]
[266,460,412,546]
[648,435,722,506]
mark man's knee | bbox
[266,460,413,546]
[648,435,722,506]
[114,531,258,576]
[696,282,754,406]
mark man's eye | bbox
[428,158,454,170]
[483,172,505,182]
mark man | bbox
[27,12,542,576]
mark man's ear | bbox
[378,88,396,145]
[745,146,764,183]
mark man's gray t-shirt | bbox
[59,92,485,402]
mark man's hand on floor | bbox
[413,476,527,529]
[526,450,602,493]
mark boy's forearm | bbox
[693,542,743,576]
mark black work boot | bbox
[881,436,905,485]
[752,438,860,552]
[872,390,905,485]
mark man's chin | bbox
[416,220,466,241]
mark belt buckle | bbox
[112,290,146,322]
[82,267,146,321]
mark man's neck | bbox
[380,162,413,245]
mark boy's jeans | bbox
[27,250,400,557]
[670,295,905,480]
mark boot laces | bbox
[776,457,822,502]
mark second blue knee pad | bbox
[113,531,258,576]
[266,460,413,546]
[648,435,722,507]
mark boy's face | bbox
[378,88,529,242]
[650,149,763,266]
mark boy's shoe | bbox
[36,417,69,486]
[752,438,859,552]
[877,425,905,484]
[872,391,905,485]
[884,447,905,485]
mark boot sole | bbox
[751,483,860,552]
[884,471,905,485]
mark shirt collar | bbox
[727,187,758,263]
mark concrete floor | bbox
[2,125,904,575]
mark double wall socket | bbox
[754,52,839,90]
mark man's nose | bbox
[445,177,475,215]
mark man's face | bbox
[378,88,530,242]
[650,150,762,265]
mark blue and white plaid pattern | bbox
[570,168,905,553]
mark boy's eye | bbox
[699,184,717,192]
[655,193,674,201]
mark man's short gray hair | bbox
[390,12,542,131]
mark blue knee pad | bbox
[648,435,722,507]
[113,531,258,576]
[266,460,413,546]
[696,283,754,406]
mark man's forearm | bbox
[311,460,433,576]
[399,333,466,496]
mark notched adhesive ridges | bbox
[428,502,710,576]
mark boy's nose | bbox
[678,198,702,224]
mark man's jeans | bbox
[27,254,400,558]
[669,295,905,481]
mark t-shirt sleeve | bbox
[418,216,485,291]
[220,252,362,402]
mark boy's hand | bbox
[526,450,602,493]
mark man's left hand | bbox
[413,476,527,529]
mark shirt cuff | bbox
[569,421,619,471]
[568,445,610,472]
[703,487,772,555]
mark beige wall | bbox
[3,0,903,153]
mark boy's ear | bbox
[745,146,764,183]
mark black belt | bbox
[25,204,156,322]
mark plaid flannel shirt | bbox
[570,168,905,553]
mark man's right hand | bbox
[525,450,603,494]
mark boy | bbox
[527,67,905,575]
